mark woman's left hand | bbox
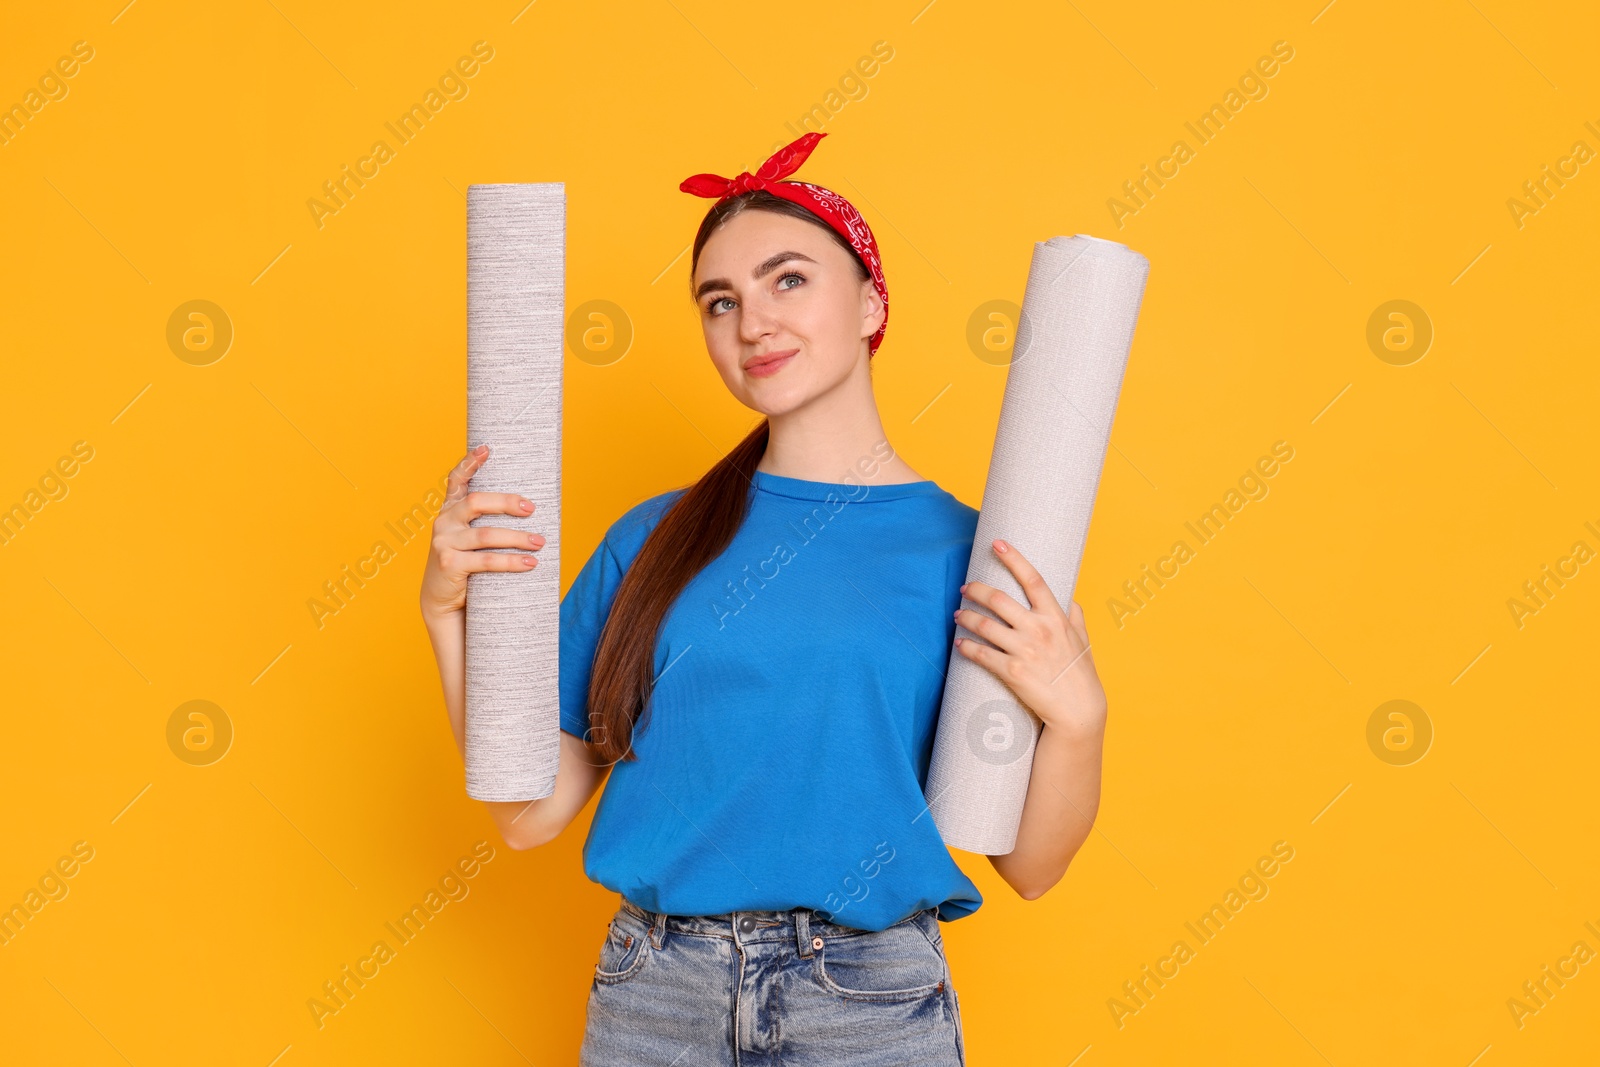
[953,539,1107,737]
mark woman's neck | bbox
[756,362,924,485]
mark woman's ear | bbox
[860,277,885,341]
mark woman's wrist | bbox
[1041,714,1106,747]
[420,601,464,638]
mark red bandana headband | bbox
[679,132,889,356]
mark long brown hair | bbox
[581,189,873,765]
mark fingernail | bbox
[524,556,537,567]
[528,534,541,547]
[959,583,968,593]
[995,540,1008,553]
[520,499,533,511]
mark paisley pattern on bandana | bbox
[679,133,890,356]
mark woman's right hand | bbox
[420,444,546,621]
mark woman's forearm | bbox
[423,603,597,849]
[988,721,1105,899]
[424,605,537,842]
[422,607,470,760]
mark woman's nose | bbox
[737,296,777,342]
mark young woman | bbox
[420,133,1109,1065]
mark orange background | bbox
[2,1,1597,1063]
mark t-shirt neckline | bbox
[750,469,943,503]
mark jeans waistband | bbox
[617,897,935,957]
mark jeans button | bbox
[737,915,756,933]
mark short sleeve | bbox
[559,536,627,740]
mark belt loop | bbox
[795,908,813,958]
[649,909,668,950]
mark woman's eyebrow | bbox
[694,251,818,301]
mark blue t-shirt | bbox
[558,469,984,931]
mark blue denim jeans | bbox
[579,897,966,1065]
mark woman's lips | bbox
[744,349,797,378]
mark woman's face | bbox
[692,209,883,417]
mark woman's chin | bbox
[740,384,814,419]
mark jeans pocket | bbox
[811,916,946,1003]
[593,909,651,985]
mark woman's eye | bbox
[706,273,803,315]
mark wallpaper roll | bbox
[464,183,565,802]
[924,234,1149,855]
